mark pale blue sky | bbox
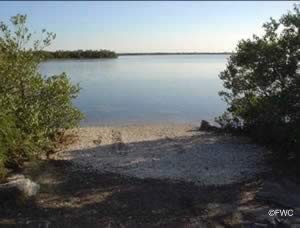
[0,1,296,52]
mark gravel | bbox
[57,124,267,186]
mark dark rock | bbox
[199,120,220,132]
[199,120,211,131]
[93,135,102,145]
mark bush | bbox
[0,14,83,177]
[218,5,300,160]
[215,111,242,132]
[0,112,32,176]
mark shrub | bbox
[0,14,83,177]
[218,5,300,160]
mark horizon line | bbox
[117,52,233,56]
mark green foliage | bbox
[0,14,83,177]
[0,113,12,179]
[38,49,118,59]
[0,112,33,175]
[218,5,300,159]
[215,112,242,131]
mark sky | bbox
[0,1,297,53]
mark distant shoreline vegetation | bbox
[118,52,232,56]
[38,51,232,60]
[39,49,118,59]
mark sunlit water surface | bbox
[39,55,229,126]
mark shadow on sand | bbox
[0,133,270,227]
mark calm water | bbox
[39,55,229,126]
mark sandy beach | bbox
[57,123,267,186]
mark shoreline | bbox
[3,124,299,227]
[79,120,200,128]
[41,52,232,61]
[58,123,266,186]
[118,52,232,56]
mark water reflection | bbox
[39,55,229,126]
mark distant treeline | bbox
[118,52,232,56]
[37,51,231,59]
[39,50,118,59]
